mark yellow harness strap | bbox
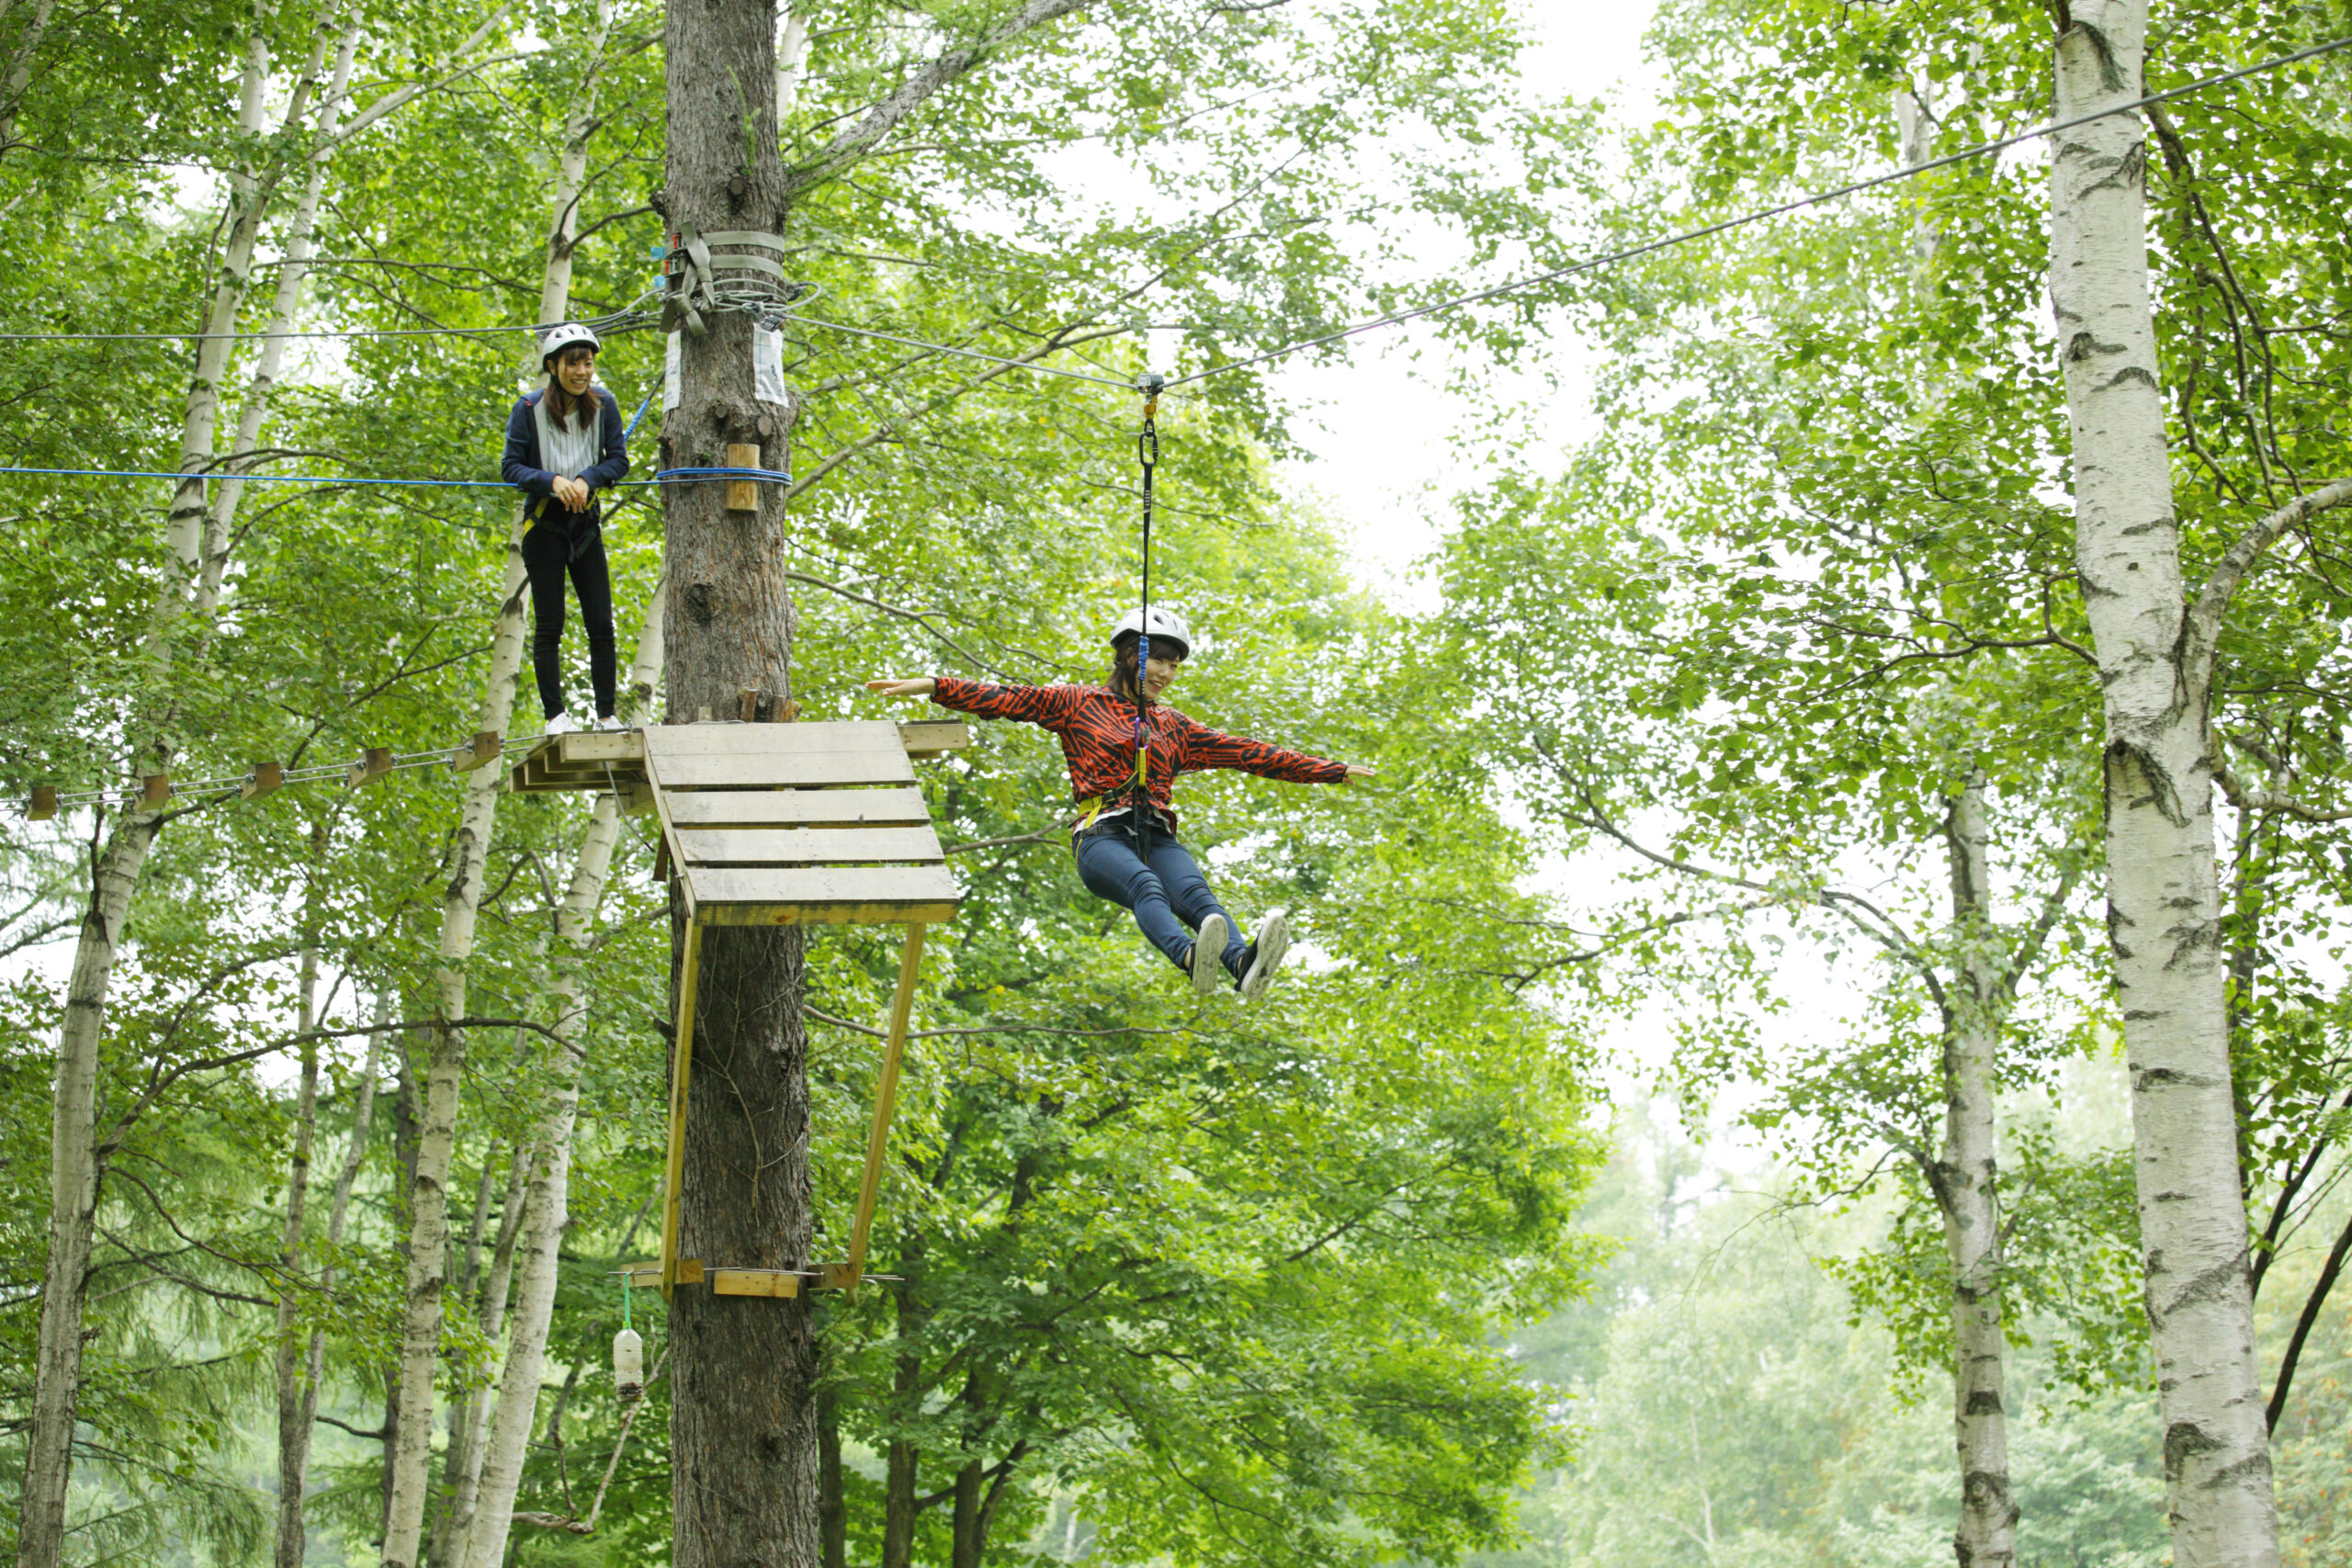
[1072,749,1152,831]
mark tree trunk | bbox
[426,1142,515,1568]
[460,583,662,1568]
[663,0,820,1559]
[17,812,154,1568]
[274,928,326,1568]
[819,1383,846,1568]
[291,991,388,1540]
[951,1458,984,1568]
[380,516,532,1568]
[1939,780,2016,1568]
[880,1269,926,1568]
[2051,6,2278,1562]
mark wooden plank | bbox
[241,761,282,801]
[847,926,924,1282]
[630,1259,702,1288]
[554,730,646,765]
[899,719,970,756]
[712,1268,801,1299]
[684,863,961,914]
[725,442,760,512]
[698,898,959,929]
[646,749,918,790]
[347,747,393,789]
[660,918,704,1299]
[665,785,931,829]
[674,826,944,867]
[644,720,907,757]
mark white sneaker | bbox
[544,712,579,737]
[595,714,627,732]
[1238,912,1290,1003]
[1189,914,1230,998]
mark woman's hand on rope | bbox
[554,476,592,512]
[1343,763,1378,780]
[865,677,938,699]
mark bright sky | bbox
[1269,0,1665,598]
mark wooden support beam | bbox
[725,443,760,513]
[347,747,393,789]
[451,730,503,773]
[27,785,56,821]
[831,923,926,1295]
[140,774,170,809]
[241,761,283,801]
[712,1269,800,1299]
[628,1259,702,1289]
[659,916,705,1299]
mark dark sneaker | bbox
[1238,911,1290,1003]
[1190,914,1230,998]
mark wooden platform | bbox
[555,719,968,1298]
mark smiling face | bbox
[1142,652,1182,700]
[552,344,596,397]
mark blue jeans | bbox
[1074,821,1248,977]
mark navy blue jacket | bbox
[502,387,630,525]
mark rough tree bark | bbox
[662,0,817,1556]
[660,0,1087,1557]
[2051,5,2278,1561]
[459,584,663,1568]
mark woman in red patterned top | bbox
[867,608,1374,1001]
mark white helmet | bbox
[1110,605,1193,659]
[538,321,601,369]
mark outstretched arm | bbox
[866,675,1080,728]
[1179,716,1372,784]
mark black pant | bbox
[522,514,616,720]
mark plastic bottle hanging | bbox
[614,1273,644,1403]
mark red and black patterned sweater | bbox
[930,676,1348,829]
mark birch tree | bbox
[378,5,634,1557]
[458,588,662,1568]
[2046,4,2352,1557]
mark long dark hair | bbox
[542,345,601,430]
[1108,635,1183,703]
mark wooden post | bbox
[659,915,706,1298]
[834,924,925,1292]
[241,761,283,801]
[725,443,760,513]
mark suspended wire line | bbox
[0,296,660,344]
[790,315,1136,389]
[1165,32,2352,388]
[36,737,542,812]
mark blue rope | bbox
[624,382,658,439]
[648,467,793,486]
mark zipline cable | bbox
[1132,373,1163,861]
[1165,32,2352,388]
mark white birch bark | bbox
[273,929,325,1568]
[431,1141,532,1566]
[382,5,618,1551]
[461,584,663,1568]
[2051,6,2278,1561]
[1939,781,2015,1568]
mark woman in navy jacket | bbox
[503,321,630,734]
